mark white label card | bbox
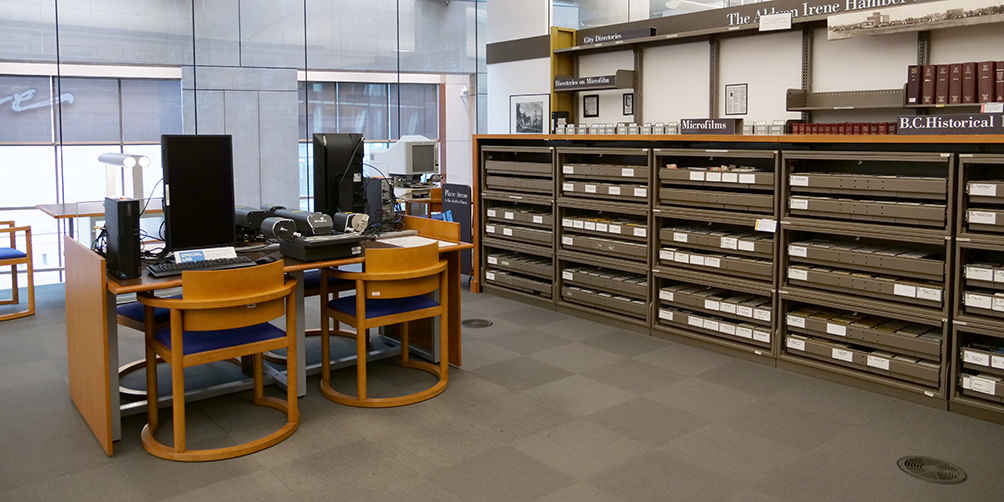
[621,168,635,177]
[827,323,847,336]
[485,272,495,281]
[705,172,721,183]
[597,223,608,232]
[970,376,997,395]
[690,171,705,181]
[790,198,809,210]
[996,297,1004,312]
[754,309,771,322]
[966,293,992,309]
[720,323,736,335]
[584,221,596,230]
[487,256,498,264]
[736,327,754,339]
[609,225,621,234]
[674,232,688,243]
[738,240,756,252]
[964,350,990,366]
[917,287,942,302]
[755,219,777,233]
[688,316,705,328]
[573,220,584,229]
[789,268,808,281]
[704,320,720,331]
[533,215,544,224]
[609,186,621,195]
[739,174,756,185]
[787,315,805,328]
[995,270,1004,283]
[789,245,808,258]
[562,236,574,245]
[660,291,675,301]
[504,212,514,220]
[867,355,890,370]
[563,165,574,174]
[705,300,721,311]
[969,210,997,225]
[738,306,754,318]
[966,266,995,281]
[674,252,690,263]
[893,284,917,298]
[970,183,997,196]
[753,330,771,343]
[722,173,739,183]
[659,310,674,321]
[832,348,854,362]
[720,237,738,250]
[486,225,495,233]
[634,188,647,197]
[690,255,706,266]
[787,337,805,351]
[634,228,647,237]
[721,302,737,314]
[660,250,674,261]
[562,271,574,281]
[563,183,574,191]
[585,185,597,193]
[487,209,496,217]
[790,175,809,187]
[562,218,573,227]
[503,228,513,236]
[992,355,1004,370]
[705,257,721,268]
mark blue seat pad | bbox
[117,294,182,324]
[329,295,439,319]
[154,322,286,355]
[0,248,26,260]
[300,270,352,291]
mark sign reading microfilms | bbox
[680,118,744,135]
[554,75,617,92]
[582,27,656,46]
[897,114,1004,135]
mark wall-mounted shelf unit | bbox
[785,88,907,112]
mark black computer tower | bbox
[313,133,364,216]
[104,197,141,280]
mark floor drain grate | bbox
[897,456,967,484]
[461,319,493,328]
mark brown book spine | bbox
[921,65,936,105]
[878,123,888,135]
[963,62,976,104]
[889,122,897,135]
[949,63,962,104]
[978,61,994,103]
[996,61,1004,102]
[935,64,949,105]
[906,65,921,104]
[870,123,878,135]
[838,123,846,135]
[852,123,862,135]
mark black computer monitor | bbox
[313,133,364,216]
[161,134,236,252]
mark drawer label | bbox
[705,257,721,268]
[736,326,754,339]
[787,315,805,328]
[563,165,574,174]
[486,225,495,233]
[704,319,720,331]
[688,316,705,328]
[737,306,754,318]
[673,232,688,243]
[704,300,721,311]
[597,223,608,232]
[738,240,756,252]
[563,183,574,191]
[963,349,990,366]
[970,183,997,197]
[621,168,635,177]
[786,337,805,351]
[674,252,690,263]
[585,185,597,193]
[993,355,1004,370]
[660,290,675,301]
[659,309,674,321]
[722,173,738,183]
[487,256,498,265]
[789,245,808,258]
[790,198,809,210]
[503,228,513,236]
[965,293,992,310]
[634,227,647,237]
[993,297,1004,312]
[969,210,997,225]
[533,215,544,224]
[690,255,706,266]
[720,323,736,335]
[609,225,621,234]
[893,284,917,298]
[867,355,890,370]
[689,171,705,181]
[753,330,770,343]
[720,237,738,250]
[966,266,995,281]
[996,269,1004,283]
[739,173,756,185]
[573,220,584,228]
[720,302,737,314]
[487,209,496,217]
[660,249,674,261]
[917,287,942,302]
[788,268,808,281]
[562,218,573,227]
[584,221,596,230]
[826,323,847,336]
[790,175,809,187]
[755,219,777,233]
[608,186,621,195]
[832,348,854,362]
[634,188,647,198]
[485,272,495,280]
[504,212,514,220]
[968,375,997,396]
[706,172,722,183]
[754,309,771,322]
[562,236,574,245]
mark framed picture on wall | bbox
[583,94,599,118]
[510,94,550,134]
[623,93,634,115]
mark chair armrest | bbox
[0,221,14,228]
[328,260,447,282]
[0,225,30,249]
[137,280,297,310]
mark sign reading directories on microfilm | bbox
[897,114,1004,135]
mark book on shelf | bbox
[921,65,936,105]
[979,61,994,103]
[949,63,962,104]
[906,65,920,104]
[935,64,949,105]
[997,61,1004,102]
[963,62,976,104]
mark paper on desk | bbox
[379,236,452,248]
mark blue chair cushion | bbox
[329,295,439,319]
[0,248,26,260]
[154,322,286,356]
[117,294,181,324]
[300,270,351,291]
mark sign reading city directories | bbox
[680,118,744,135]
[897,114,1004,135]
[582,27,656,46]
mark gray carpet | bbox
[1,282,1002,501]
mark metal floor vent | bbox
[461,319,493,328]
[897,456,967,484]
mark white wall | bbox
[487,0,550,43]
[719,30,802,123]
[642,41,710,123]
[443,74,474,188]
[812,28,916,92]
[576,50,636,125]
[487,58,552,133]
[930,24,1004,64]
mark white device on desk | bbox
[370,135,439,176]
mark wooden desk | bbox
[65,216,470,455]
[38,199,164,242]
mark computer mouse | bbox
[255,255,277,265]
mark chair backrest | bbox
[362,243,443,300]
[180,260,290,331]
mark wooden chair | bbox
[0,221,34,321]
[320,242,449,407]
[137,261,298,461]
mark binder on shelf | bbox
[921,65,936,105]
[963,62,976,104]
[935,64,949,105]
[979,61,994,103]
[949,63,963,104]
[906,65,920,105]
[996,61,1004,102]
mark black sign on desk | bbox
[897,114,1004,135]
[680,118,743,135]
[441,184,472,276]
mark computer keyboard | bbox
[146,256,257,277]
